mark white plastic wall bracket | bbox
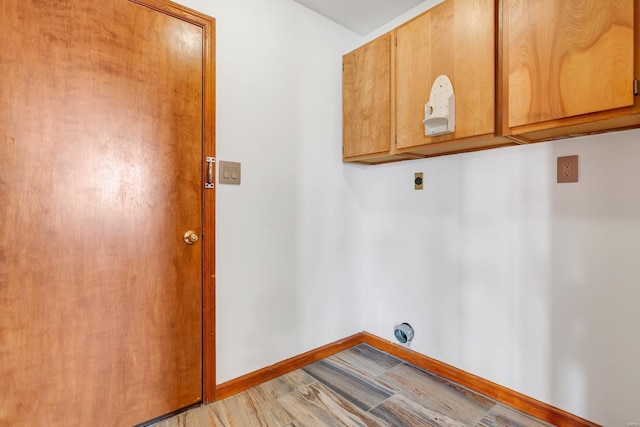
[423,75,455,136]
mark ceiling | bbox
[293,0,427,35]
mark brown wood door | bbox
[0,0,215,425]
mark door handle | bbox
[183,230,199,245]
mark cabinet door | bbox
[343,34,392,159]
[395,0,495,149]
[505,0,635,129]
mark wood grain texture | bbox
[0,0,213,424]
[362,333,600,427]
[343,34,392,159]
[136,0,218,406]
[370,393,472,426]
[276,382,386,426]
[504,0,635,129]
[215,333,364,400]
[156,371,318,427]
[302,359,393,411]
[211,332,598,426]
[376,362,496,425]
[210,385,296,426]
[506,113,640,143]
[322,342,403,381]
[400,134,515,158]
[157,343,562,427]
[395,0,495,150]
[479,403,556,427]
[343,153,417,165]
[347,137,517,164]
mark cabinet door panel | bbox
[343,34,392,159]
[507,0,634,128]
[396,0,494,149]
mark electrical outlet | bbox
[414,172,423,190]
[557,155,578,183]
[627,422,639,427]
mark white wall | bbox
[356,129,640,426]
[174,0,365,384]
[174,0,639,425]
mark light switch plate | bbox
[219,161,241,185]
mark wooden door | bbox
[504,0,635,129]
[0,0,215,425]
[342,34,392,160]
[395,0,495,150]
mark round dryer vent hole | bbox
[394,322,415,345]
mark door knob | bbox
[183,231,199,245]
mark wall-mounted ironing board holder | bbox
[423,75,455,136]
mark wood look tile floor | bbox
[152,345,554,427]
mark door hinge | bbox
[395,37,397,47]
[205,156,215,189]
[634,79,639,96]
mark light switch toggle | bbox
[423,75,455,136]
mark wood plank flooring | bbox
[152,344,554,426]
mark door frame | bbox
[130,0,217,403]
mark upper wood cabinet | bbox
[343,0,513,164]
[343,0,640,164]
[395,0,500,154]
[343,33,400,162]
[500,0,640,141]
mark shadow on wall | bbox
[352,129,640,426]
[549,133,640,424]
